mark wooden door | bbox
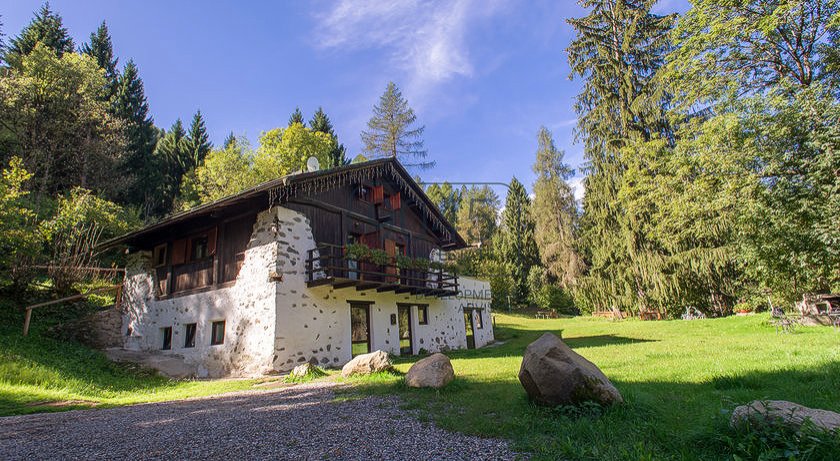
[350,303,371,356]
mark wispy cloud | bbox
[314,0,506,106]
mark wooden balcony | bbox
[305,244,458,298]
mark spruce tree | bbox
[532,126,580,288]
[223,132,237,149]
[361,82,433,170]
[496,178,539,306]
[113,59,159,210]
[567,0,673,314]
[151,119,189,215]
[185,110,212,170]
[288,107,305,126]
[4,3,74,66]
[80,21,119,99]
[309,107,348,167]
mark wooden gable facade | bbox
[105,158,466,299]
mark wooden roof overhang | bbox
[100,158,468,250]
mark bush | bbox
[0,157,41,291]
[528,266,576,314]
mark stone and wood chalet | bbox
[103,158,494,378]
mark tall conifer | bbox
[4,3,74,66]
[80,21,119,99]
[361,82,433,170]
[288,107,305,126]
[496,178,539,306]
[185,110,212,170]
[567,0,673,314]
[309,107,348,167]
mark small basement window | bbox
[418,305,428,325]
[211,320,225,345]
[161,327,172,350]
[184,323,197,348]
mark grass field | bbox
[340,314,840,460]
[3,305,840,459]
[0,296,258,416]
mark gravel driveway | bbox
[0,382,521,460]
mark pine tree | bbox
[150,119,190,214]
[567,0,673,314]
[80,21,119,99]
[185,110,212,170]
[496,178,539,306]
[288,107,305,126]
[361,82,433,170]
[223,132,237,149]
[4,3,74,66]
[426,182,462,225]
[309,107,348,167]
[532,126,580,288]
[113,59,159,210]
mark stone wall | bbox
[121,205,495,377]
[121,210,279,378]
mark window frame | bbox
[184,323,197,348]
[417,305,429,325]
[210,320,226,346]
[153,244,168,268]
[161,326,172,350]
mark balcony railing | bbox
[305,243,458,298]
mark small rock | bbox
[518,332,623,406]
[341,350,392,377]
[731,400,840,433]
[291,363,314,378]
[406,353,454,389]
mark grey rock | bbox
[518,333,622,406]
[341,350,392,377]
[731,400,840,433]
[406,353,454,389]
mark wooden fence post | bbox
[23,307,32,336]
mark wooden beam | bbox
[356,282,379,291]
[376,284,400,293]
[333,280,360,290]
[395,286,414,294]
[306,277,335,288]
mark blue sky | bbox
[4,0,687,200]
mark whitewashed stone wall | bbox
[122,205,494,377]
[122,211,278,378]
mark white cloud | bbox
[314,0,505,106]
[568,176,585,203]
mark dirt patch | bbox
[26,400,98,409]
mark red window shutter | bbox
[390,192,401,210]
[372,185,384,204]
[207,227,218,256]
[171,239,187,265]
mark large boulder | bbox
[341,350,392,377]
[518,333,623,406]
[406,353,455,389]
[731,400,840,433]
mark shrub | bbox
[0,157,41,291]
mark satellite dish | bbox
[306,156,320,172]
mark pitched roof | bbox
[101,157,467,249]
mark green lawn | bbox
[340,314,840,460]
[3,306,840,459]
[0,296,258,416]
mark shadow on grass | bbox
[564,334,657,349]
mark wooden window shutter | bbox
[207,227,218,256]
[171,239,187,265]
[390,192,401,210]
[372,185,384,204]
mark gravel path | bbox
[0,382,522,460]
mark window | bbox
[184,323,197,348]
[161,327,172,350]
[418,305,428,325]
[153,244,167,267]
[190,235,209,261]
[211,321,225,345]
[475,311,484,329]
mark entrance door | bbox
[464,311,476,349]
[350,303,371,356]
[398,305,413,355]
